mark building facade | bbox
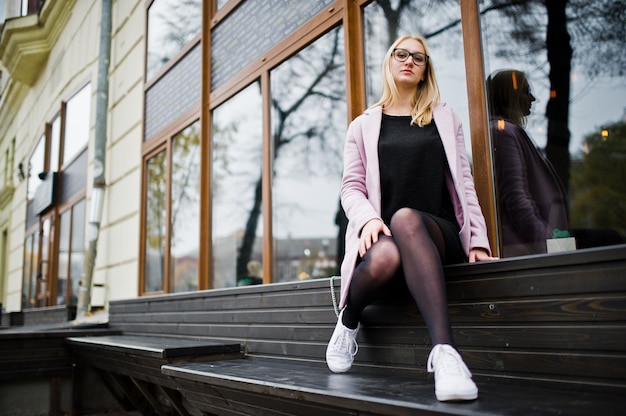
[0,0,624,314]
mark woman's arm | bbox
[340,117,382,237]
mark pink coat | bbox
[339,104,491,308]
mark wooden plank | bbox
[162,359,626,416]
[66,334,241,358]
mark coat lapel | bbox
[433,105,459,181]
[362,107,383,215]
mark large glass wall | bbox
[211,83,263,288]
[270,27,346,283]
[138,0,625,296]
[480,0,625,257]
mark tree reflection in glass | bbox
[481,0,626,255]
[170,121,200,292]
[212,83,263,288]
[144,149,167,292]
[146,0,201,81]
[270,27,346,283]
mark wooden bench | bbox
[66,332,242,415]
[0,321,119,415]
[0,322,115,382]
[73,244,626,415]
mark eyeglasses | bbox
[393,48,429,66]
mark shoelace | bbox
[427,345,471,377]
[330,328,358,357]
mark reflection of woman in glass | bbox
[487,70,569,257]
[326,35,495,402]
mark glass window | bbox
[50,116,61,173]
[481,1,626,257]
[170,122,200,292]
[69,200,85,305]
[27,136,45,201]
[146,0,201,81]
[64,84,91,166]
[211,83,263,288]
[144,149,167,293]
[22,234,36,309]
[270,27,346,283]
[38,217,51,307]
[57,209,71,305]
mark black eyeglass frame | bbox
[392,48,430,66]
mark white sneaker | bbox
[427,344,478,401]
[326,311,359,373]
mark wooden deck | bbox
[1,244,625,415]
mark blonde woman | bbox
[326,35,495,402]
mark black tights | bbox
[342,208,455,346]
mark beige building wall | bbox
[0,0,146,312]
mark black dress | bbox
[378,114,465,264]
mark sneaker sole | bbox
[435,388,478,402]
[326,361,352,373]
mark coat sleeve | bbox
[452,111,492,255]
[493,122,552,241]
[340,116,381,236]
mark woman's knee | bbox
[390,208,427,233]
[363,236,401,275]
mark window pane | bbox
[27,136,45,200]
[212,83,263,288]
[64,84,91,166]
[22,234,34,309]
[50,116,61,173]
[56,209,71,305]
[144,150,167,292]
[270,27,346,283]
[481,1,626,257]
[69,199,86,305]
[170,121,200,292]
[146,0,201,81]
[38,218,50,307]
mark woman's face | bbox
[519,81,536,116]
[390,38,428,89]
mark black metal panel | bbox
[59,148,87,203]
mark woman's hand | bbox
[469,248,498,263]
[359,219,392,257]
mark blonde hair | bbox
[487,69,530,127]
[372,35,440,127]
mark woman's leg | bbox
[327,235,401,373]
[341,235,401,329]
[389,208,454,346]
